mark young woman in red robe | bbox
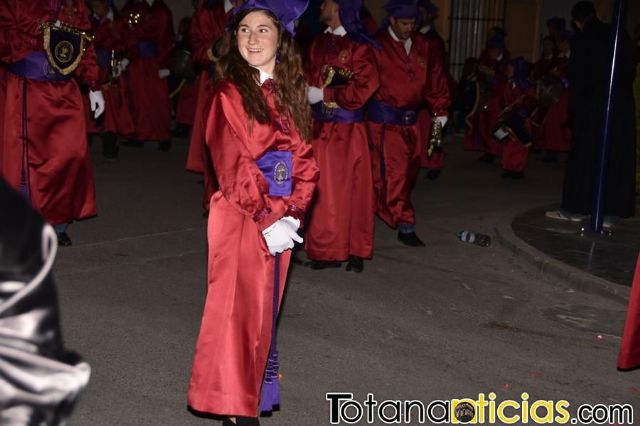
[187,2,318,425]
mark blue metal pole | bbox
[590,0,625,232]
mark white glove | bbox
[89,90,105,119]
[261,217,303,256]
[280,216,301,233]
[306,86,324,104]
[435,116,448,128]
[118,58,130,75]
[54,20,62,28]
[158,68,170,79]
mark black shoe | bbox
[427,169,441,180]
[345,256,364,273]
[304,260,342,269]
[158,140,172,152]
[397,231,425,247]
[57,232,72,247]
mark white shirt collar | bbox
[224,0,233,13]
[324,25,347,36]
[388,25,412,55]
[93,9,114,22]
[255,67,272,85]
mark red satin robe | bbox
[540,56,571,152]
[463,49,509,157]
[185,1,229,175]
[0,0,100,225]
[188,80,319,417]
[368,29,450,228]
[418,28,448,170]
[120,0,174,142]
[495,81,536,173]
[85,11,135,136]
[304,32,379,261]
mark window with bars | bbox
[448,0,507,79]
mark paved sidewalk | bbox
[55,136,639,426]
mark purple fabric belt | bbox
[367,100,417,126]
[137,41,159,58]
[6,52,70,82]
[256,151,292,197]
[311,103,364,123]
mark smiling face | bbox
[236,10,280,75]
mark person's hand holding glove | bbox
[261,216,303,256]
[89,90,105,119]
[117,58,130,76]
[158,68,170,79]
[306,86,324,104]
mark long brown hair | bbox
[213,9,311,141]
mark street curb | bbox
[493,220,630,304]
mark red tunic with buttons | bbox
[0,0,100,224]
[188,79,319,417]
[185,1,229,175]
[120,0,174,142]
[304,31,379,261]
[368,28,450,227]
[84,10,135,136]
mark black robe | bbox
[561,17,637,217]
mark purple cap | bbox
[338,0,380,47]
[233,0,310,36]
[418,0,438,15]
[383,0,419,19]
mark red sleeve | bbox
[72,2,101,89]
[423,38,451,116]
[323,42,379,110]
[284,134,319,225]
[155,4,174,68]
[189,6,225,66]
[0,1,47,63]
[206,84,279,231]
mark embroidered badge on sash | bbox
[41,21,93,75]
[274,161,289,187]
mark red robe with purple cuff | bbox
[188,80,319,417]
[185,1,229,175]
[368,28,450,228]
[418,27,448,170]
[120,0,174,142]
[0,0,100,225]
[304,30,379,261]
[85,10,135,137]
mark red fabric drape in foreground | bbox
[618,254,640,370]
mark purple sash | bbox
[6,52,71,82]
[259,253,281,412]
[137,41,159,58]
[256,151,292,197]
[311,103,364,123]
[96,48,111,69]
[367,100,417,126]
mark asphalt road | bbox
[55,136,639,426]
